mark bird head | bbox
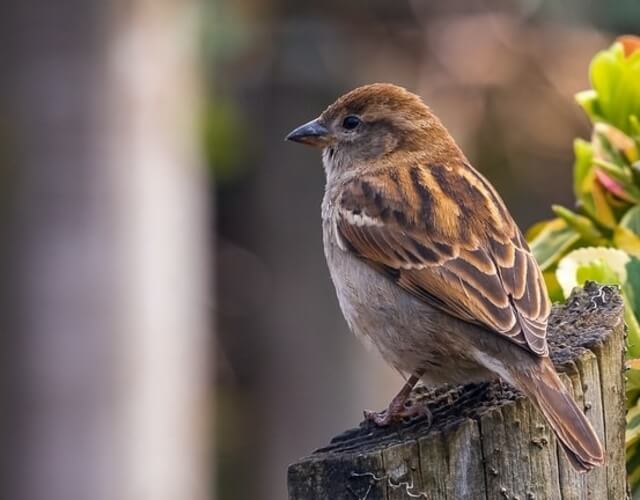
[285,83,444,163]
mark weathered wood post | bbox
[288,283,627,500]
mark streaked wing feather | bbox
[335,164,550,357]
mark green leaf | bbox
[573,138,620,227]
[626,256,640,316]
[528,218,581,271]
[593,158,628,182]
[616,207,640,258]
[594,125,631,166]
[587,42,640,134]
[631,115,640,142]
[615,227,640,258]
[594,122,638,164]
[576,90,603,123]
[573,138,595,213]
[592,161,640,205]
[591,179,619,228]
[628,442,640,496]
[552,205,604,243]
[541,270,564,302]
[627,396,640,449]
[622,206,640,234]
[593,166,640,205]
[625,258,640,357]
[526,219,553,241]
[555,246,629,298]
[632,161,640,186]
[555,247,640,357]
[626,305,640,359]
[627,362,640,402]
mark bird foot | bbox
[363,400,431,427]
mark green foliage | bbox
[527,37,640,492]
[555,247,640,359]
[576,41,640,135]
[528,218,581,270]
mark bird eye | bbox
[342,115,361,130]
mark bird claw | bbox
[363,401,431,427]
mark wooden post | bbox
[288,283,626,500]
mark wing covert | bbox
[334,163,550,356]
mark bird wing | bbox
[333,161,550,356]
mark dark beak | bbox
[285,118,330,147]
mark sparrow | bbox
[285,83,604,471]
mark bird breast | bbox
[321,211,495,385]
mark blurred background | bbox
[1,1,639,500]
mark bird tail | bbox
[508,357,604,472]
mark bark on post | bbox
[288,283,627,500]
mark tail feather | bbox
[509,358,604,472]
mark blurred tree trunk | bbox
[0,2,211,500]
